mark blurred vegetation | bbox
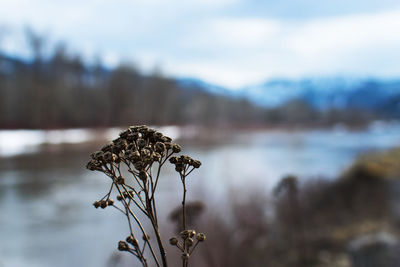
[0,29,379,129]
[179,148,400,267]
[0,29,264,129]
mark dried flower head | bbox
[169,237,178,246]
[87,125,205,267]
[126,235,139,247]
[196,233,206,242]
[118,241,129,251]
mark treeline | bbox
[0,30,268,129]
[0,30,378,129]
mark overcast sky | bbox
[0,0,400,88]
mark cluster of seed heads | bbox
[169,230,206,260]
[86,125,205,267]
[86,125,182,174]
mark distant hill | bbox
[181,77,400,118]
[240,77,400,111]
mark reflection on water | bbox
[1,126,400,267]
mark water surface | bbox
[1,124,400,267]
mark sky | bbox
[0,0,400,88]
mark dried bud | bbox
[196,233,206,242]
[86,160,99,171]
[189,230,196,237]
[107,199,114,205]
[118,241,129,251]
[169,237,179,245]
[152,152,161,162]
[93,201,100,208]
[172,144,182,153]
[175,164,184,172]
[116,195,123,201]
[169,156,179,164]
[119,129,131,138]
[127,132,139,141]
[92,151,103,160]
[154,131,163,138]
[101,143,113,152]
[165,142,173,149]
[181,253,190,260]
[162,136,173,142]
[180,230,189,239]
[185,238,194,247]
[141,148,151,157]
[129,126,139,132]
[192,160,201,168]
[123,191,134,199]
[104,152,117,163]
[126,235,139,246]
[100,200,108,209]
[137,138,146,149]
[138,125,149,133]
[155,142,166,153]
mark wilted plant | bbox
[86,125,206,267]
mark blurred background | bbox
[1,0,400,266]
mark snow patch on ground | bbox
[0,126,182,157]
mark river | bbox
[1,123,400,267]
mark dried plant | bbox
[86,125,206,267]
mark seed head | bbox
[104,152,117,163]
[101,143,113,152]
[175,164,184,172]
[100,200,108,209]
[192,160,201,168]
[165,142,173,149]
[172,144,182,153]
[123,191,134,199]
[155,142,166,153]
[119,129,131,139]
[126,235,139,246]
[188,230,196,238]
[107,199,114,205]
[86,160,100,171]
[186,238,194,247]
[180,230,189,239]
[196,233,206,242]
[169,237,179,246]
[162,136,172,142]
[93,201,100,208]
[118,241,129,251]
[91,151,103,160]
[169,156,179,164]
[152,152,161,162]
[127,132,139,141]
[137,138,146,149]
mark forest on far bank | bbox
[0,29,385,129]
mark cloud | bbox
[0,0,400,88]
[167,10,400,87]
[180,18,280,49]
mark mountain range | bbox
[178,77,400,116]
